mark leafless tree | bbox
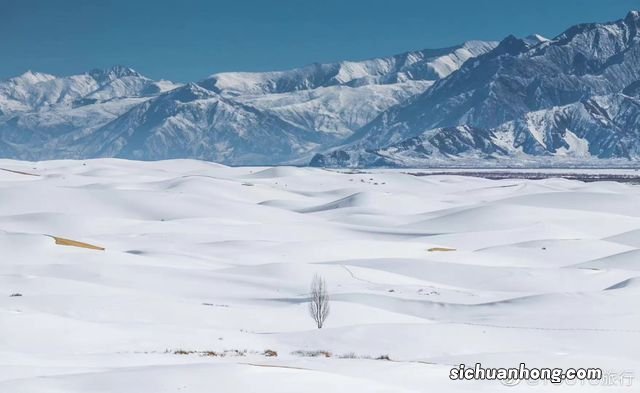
[309,273,330,329]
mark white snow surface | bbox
[0,159,639,392]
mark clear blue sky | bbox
[1,0,638,81]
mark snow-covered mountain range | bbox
[3,12,640,166]
[0,41,496,164]
[313,11,640,167]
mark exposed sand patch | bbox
[0,167,39,177]
[50,236,105,251]
[241,363,310,371]
[427,247,456,252]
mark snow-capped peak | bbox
[625,10,640,22]
[523,34,549,46]
[89,65,143,84]
[9,70,57,85]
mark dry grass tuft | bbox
[291,350,332,358]
[169,349,247,357]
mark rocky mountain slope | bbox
[313,11,640,167]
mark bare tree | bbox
[309,274,330,329]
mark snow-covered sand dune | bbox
[1,159,639,392]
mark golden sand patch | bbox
[427,247,456,252]
[51,236,105,251]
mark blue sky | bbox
[2,0,639,81]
